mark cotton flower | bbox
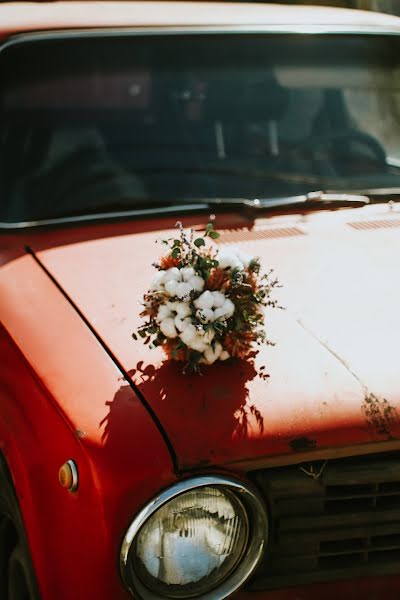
[180,324,198,346]
[150,270,166,290]
[194,291,215,310]
[164,279,179,296]
[203,342,223,365]
[157,305,174,322]
[216,247,254,271]
[174,315,191,332]
[189,275,205,292]
[217,248,244,271]
[181,267,195,281]
[196,307,215,323]
[176,302,192,317]
[164,267,181,282]
[211,291,225,308]
[160,318,178,338]
[223,299,235,318]
[189,335,209,353]
[237,250,252,268]
[175,281,194,300]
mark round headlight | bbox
[120,476,267,600]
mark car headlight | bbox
[120,476,267,599]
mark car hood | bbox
[34,208,400,470]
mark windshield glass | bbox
[1,32,400,223]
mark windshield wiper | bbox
[335,187,400,202]
[202,191,370,212]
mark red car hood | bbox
[35,208,400,470]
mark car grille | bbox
[248,452,400,590]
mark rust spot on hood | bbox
[362,393,398,438]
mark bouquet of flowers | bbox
[133,222,280,372]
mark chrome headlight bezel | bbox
[120,475,268,600]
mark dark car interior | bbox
[1,33,400,222]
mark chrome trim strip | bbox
[66,459,79,493]
[0,204,209,230]
[4,24,400,44]
[120,475,268,600]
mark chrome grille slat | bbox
[248,452,400,590]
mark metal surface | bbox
[120,475,267,600]
[29,205,400,471]
[249,452,400,590]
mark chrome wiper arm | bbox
[202,191,370,212]
[336,187,400,201]
[302,191,370,207]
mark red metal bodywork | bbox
[2,3,400,599]
[2,206,400,599]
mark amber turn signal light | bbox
[59,460,78,493]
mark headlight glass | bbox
[134,486,248,597]
[121,476,268,600]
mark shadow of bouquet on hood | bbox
[99,359,268,452]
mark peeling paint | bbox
[362,393,398,437]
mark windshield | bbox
[1,32,400,223]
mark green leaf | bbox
[131,332,138,340]
[171,247,181,258]
[138,330,147,338]
[172,239,181,247]
[194,238,205,247]
[209,230,220,239]
[206,222,214,233]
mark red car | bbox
[2,2,400,599]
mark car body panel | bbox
[20,205,400,471]
[0,252,175,599]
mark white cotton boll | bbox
[212,291,226,308]
[164,267,182,283]
[217,248,244,271]
[175,282,194,300]
[204,343,223,365]
[166,301,179,312]
[165,279,179,296]
[160,318,178,338]
[150,270,166,290]
[189,336,208,353]
[157,305,173,322]
[220,350,230,361]
[216,249,238,270]
[196,307,214,323]
[194,290,214,310]
[174,315,191,333]
[189,275,205,293]
[221,298,235,318]
[175,302,192,317]
[237,250,252,269]
[181,267,195,282]
[201,348,213,365]
[234,258,244,271]
[179,317,193,333]
[213,307,225,321]
[180,324,197,345]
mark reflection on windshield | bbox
[1,33,400,223]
